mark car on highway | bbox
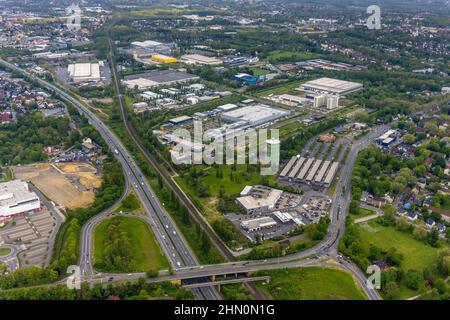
[108,277,114,282]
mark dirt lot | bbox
[12,162,102,210]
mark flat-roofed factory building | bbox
[299,77,363,95]
[181,54,223,66]
[240,216,277,232]
[0,180,41,223]
[221,104,289,127]
[236,185,283,214]
[67,62,101,83]
[122,70,200,90]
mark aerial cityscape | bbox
[0,0,449,310]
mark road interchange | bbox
[0,57,384,300]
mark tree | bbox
[146,269,158,278]
[434,279,447,295]
[386,247,403,266]
[395,216,410,232]
[384,281,399,299]
[413,225,428,241]
[349,200,360,215]
[405,270,422,291]
[403,133,415,144]
[436,248,450,276]
[427,228,439,248]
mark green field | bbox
[266,50,321,62]
[356,220,442,272]
[93,216,169,272]
[254,80,302,97]
[0,247,11,257]
[116,191,144,214]
[251,67,271,77]
[176,165,276,198]
[255,267,366,300]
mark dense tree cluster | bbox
[0,266,58,290]
[351,147,416,200]
[0,278,193,300]
[95,217,133,272]
[0,112,76,165]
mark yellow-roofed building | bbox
[151,54,177,63]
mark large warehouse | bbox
[181,54,223,65]
[67,62,101,83]
[131,40,175,53]
[122,70,200,89]
[221,104,289,127]
[0,180,40,223]
[299,77,363,95]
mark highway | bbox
[0,57,384,300]
[0,57,219,300]
[80,125,387,300]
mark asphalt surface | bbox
[0,57,385,301]
[0,57,219,300]
[81,125,388,300]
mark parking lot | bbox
[0,207,57,268]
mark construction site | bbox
[12,162,102,211]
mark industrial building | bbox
[279,156,340,187]
[305,159,322,182]
[67,62,101,83]
[323,162,339,187]
[181,54,223,65]
[236,185,283,214]
[288,157,305,179]
[376,129,397,146]
[300,77,363,95]
[279,156,300,177]
[221,104,289,127]
[314,160,331,184]
[168,115,192,125]
[240,216,277,232]
[273,211,294,223]
[122,70,200,89]
[278,94,311,106]
[216,103,239,112]
[131,40,175,52]
[296,157,315,181]
[0,180,41,223]
[151,54,177,63]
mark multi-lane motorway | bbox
[0,57,219,300]
[80,125,386,300]
[0,57,384,300]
